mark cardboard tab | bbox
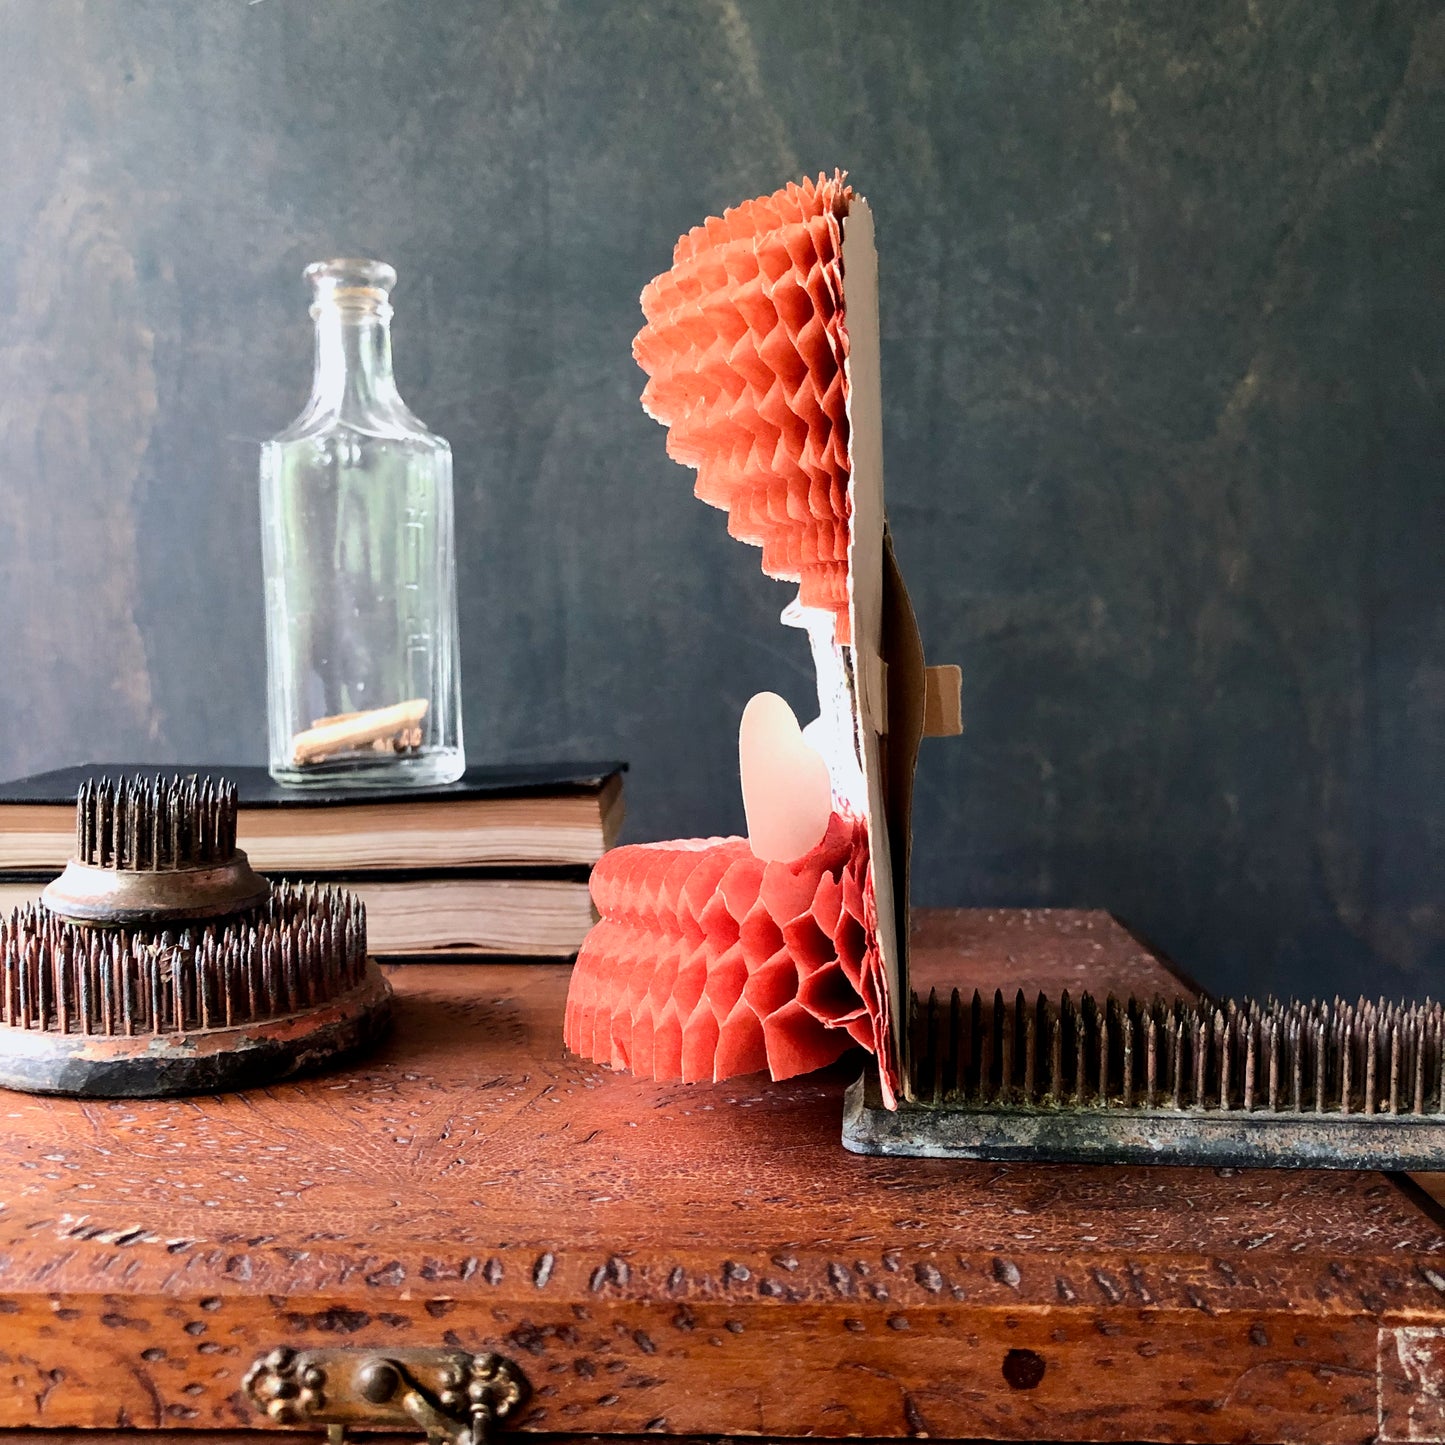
[922,665,963,737]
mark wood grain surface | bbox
[0,909,1440,1441]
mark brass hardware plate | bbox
[243,1347,529,1445]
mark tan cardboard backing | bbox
[840,198,908,1083]
[880,535,928,1096]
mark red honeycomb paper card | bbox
[566,173,958,1109]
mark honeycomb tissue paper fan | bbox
[564,172,962,1108]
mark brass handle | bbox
[243,1346,529,1445]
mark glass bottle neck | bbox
[309,304,401,419]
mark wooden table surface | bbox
[0,909,1442,1443]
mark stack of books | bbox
[0,762,625,958]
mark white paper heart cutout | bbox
[739,692,834,863]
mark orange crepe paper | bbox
[633,172,854,643]
[564,813,897,1103]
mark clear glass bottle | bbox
[261,258,464,787]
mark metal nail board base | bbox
[842,1072,1445,1170]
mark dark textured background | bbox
[0,0,1440,1001]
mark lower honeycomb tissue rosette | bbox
[565,813,893,1097]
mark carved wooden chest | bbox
[1,910,1442,1444]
